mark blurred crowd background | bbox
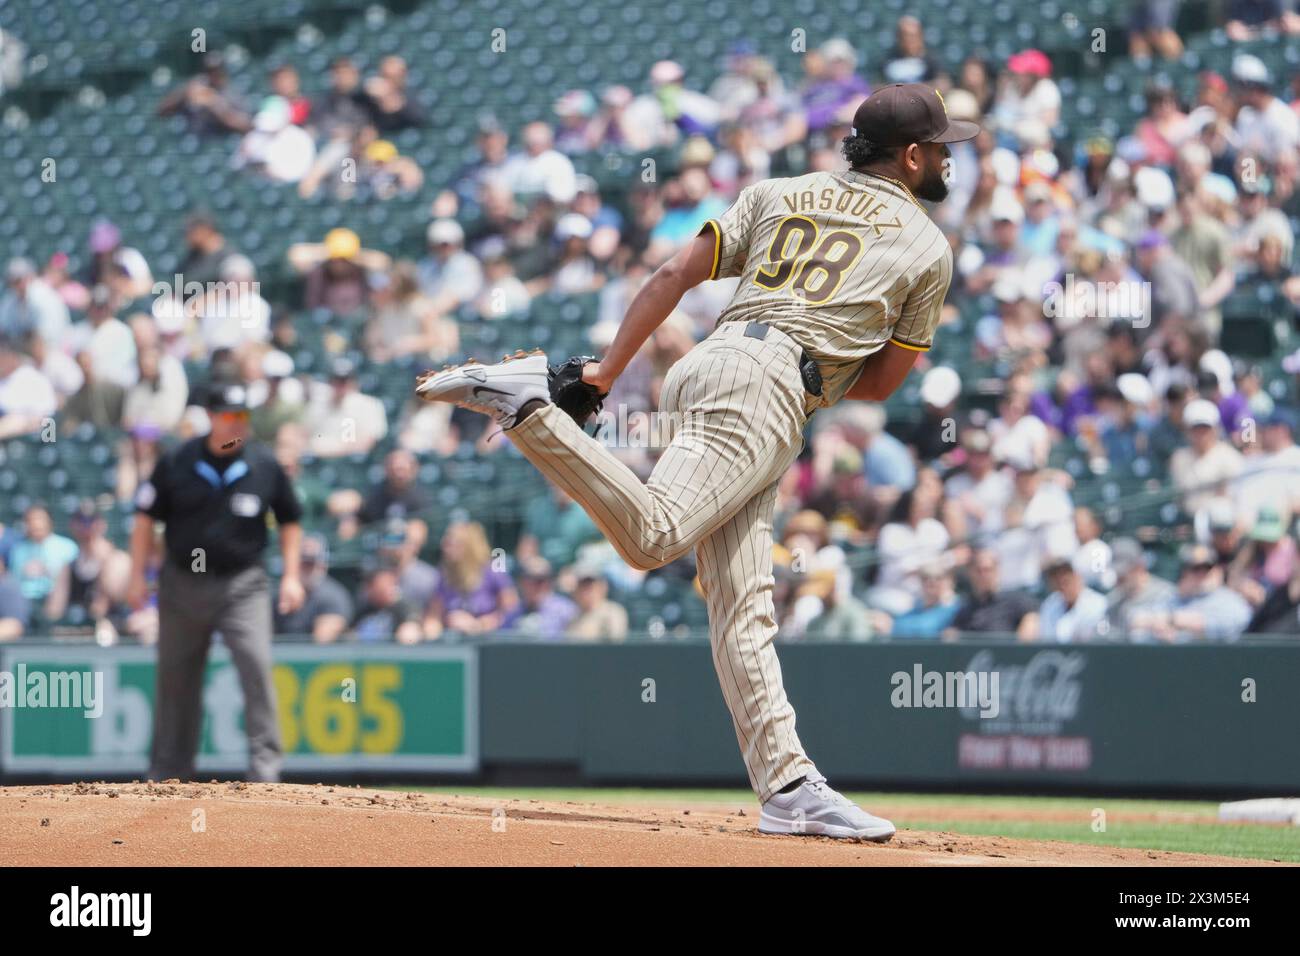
[0,0,1299,646]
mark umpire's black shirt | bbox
[135,437,303,575]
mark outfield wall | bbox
[2,641,1297,794]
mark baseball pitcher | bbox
[417,84,977,840]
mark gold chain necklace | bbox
[857,170,924,210]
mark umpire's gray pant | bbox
[150,560,282,782]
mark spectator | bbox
[944,428,1014,539]
[197,255,271,352]
[508,121,578,203]
[1130,544,1253,641]
[8,504,78,627]
[871,487,951,615]
[0,555,30,641]
[268,63,310,125]
[648,168,729,248]
[177,212,237,288]
[518,485,603,568]
[376,518,439,611]
[361,56,426,131]
[417,219,484,310]
[1236,408,1300,519]
[1,257,70,346]
[513,557,578,640]
[424,521,519,639]
[121,342,189,496]
[0,335,58,438]
[266,424,327,524]
[626,60,721,144]
[157,52,250,136]
[1231,54,1299,166]
[1245,540,1300,635]
[304,358,388,458]
[83,220,153,301]
[887,565,961,639]
[1106,537,1178,639]
[77,285,137,388]
[350,567,422,644]
[882,16,943,85]
[565,562,628,642]
[532,214,602,296]
[289,228,392,314]
[234,95,317,183]
[552,89,598,154]
[1129,0,1185,60]
[801,39,870,133]
[274,534,354,642]
[25,328,82,404]
[365,261,459,362]
[312,57,370,135]
[474,246,531,320]
[1038,554,1109,642]
[802,559,876,641]
[1169,399,1244,513]
[994,49,1060,132]
[996,450,1078,590]
[64,500,131,631]
[40,251,90,313]
[946,548,1039,640]
[0,548,27,639]
[1227,505,1298,608]
[588,85,652,152]
[60,348,125,431]
[1135,83,1188,167]
[247,350,305,443]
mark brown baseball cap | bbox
[852,83,980,147]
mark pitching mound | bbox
[0,783,1274,866]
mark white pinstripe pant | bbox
[509,322,818,799]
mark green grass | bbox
[387,786,1300,862]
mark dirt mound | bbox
[0,783,1276,866]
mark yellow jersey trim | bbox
[889,337,930,352]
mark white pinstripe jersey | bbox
[702,168,953,406]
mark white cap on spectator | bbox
[555,213,593,241]
[1184,398,1221,429]
[990,148,1021,186]
[1200,349,1236,393]
[152,295,185,334]
[992,276,1024,302]
[920,366,962,407]
[990,191,1025,224]
[649,60,685,85]
[5,257,35,281]
[1203,175,1237,206]
[943,88,980,121]
[427,219,465,245]
[1231,53,1271,86]
[262,349,294,379]
[1116,372,1154,406]
[1135,166,1175,210]
[221,254,256,281]
[820,38,857,66]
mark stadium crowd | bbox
[1,9,1299,645]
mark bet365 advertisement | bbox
[0,644,477,774]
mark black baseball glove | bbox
[548,355,608,427]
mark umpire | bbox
[127,383,304,782]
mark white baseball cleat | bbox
[415,350,550,429]
[759,773,896,842]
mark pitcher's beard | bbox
[916,165,950,202]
